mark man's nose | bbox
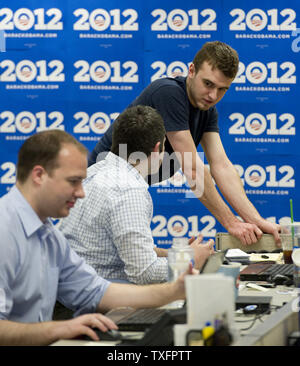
[75,184,85,199]
[208,87,218,101]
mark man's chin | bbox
[57,208,71,218]
[198,103,212,111]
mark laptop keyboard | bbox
[240,263,294,281]
[117,308,166,331]
[263,263,294,277]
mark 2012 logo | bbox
[0,8,63,30]
[152,214,216,238]
[73,60,138,83]
[229,112,295,136]
[0,60,65,82]
[73,8,138,31]
[235,164,295,188]
[233,61,296,84]
[0,111,64,133]
[229,8,296,31]
[151,8,217,31]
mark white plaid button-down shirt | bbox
[59,152,168,284]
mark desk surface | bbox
[235,282,297,335]
[52,287,298,347]
[51,261,299,346]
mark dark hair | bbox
[111,105,165,159]
[17,130,87,183]
[193,41,239,79]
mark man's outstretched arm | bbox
[166,130,280,245]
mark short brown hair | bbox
[111,105,165,159]
[17,130,87,183]
[193,41,239,79]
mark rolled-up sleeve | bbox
[0,235,16,320]
[56,234,111,316]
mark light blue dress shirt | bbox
[0,186,110,323]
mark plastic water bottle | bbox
[168,237,194,308]
[168,237,194,282]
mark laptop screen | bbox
[200,250,226,274]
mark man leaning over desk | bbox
[88,41,280,246]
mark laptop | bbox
[200,250,227,274]
[105,250,226,331]
[239,262,294,281]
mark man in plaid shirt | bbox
[60,105,214,284]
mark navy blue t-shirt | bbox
[88,77,219,183]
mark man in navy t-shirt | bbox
[88,41,280,246]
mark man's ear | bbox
[188,62,196,77]
[31,165,47,186]
[153,141,161,154]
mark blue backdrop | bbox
[0,0,299,247]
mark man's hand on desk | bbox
[255,219,281,247]
[0,313,118,345]
[52,313,118,342]
[227,219,281,247]
[227,220,263,245]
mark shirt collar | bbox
[10,186,52,238]
[104,152,149,189]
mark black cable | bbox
[238,309,273,332]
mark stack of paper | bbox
[225,249,250,263]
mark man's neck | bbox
[16,181,47,223]
[129,160,149,180]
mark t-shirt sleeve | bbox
[150,85,190,132]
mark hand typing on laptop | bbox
[52,313,119,342]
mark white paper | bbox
[226,249,250,258]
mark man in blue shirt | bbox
[0,130,192,345]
